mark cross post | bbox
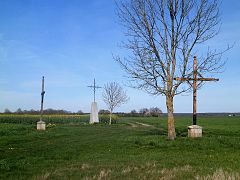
[174,56,219,125]
[193,56,197,125]
[88,78,102,102]
[40,76,45,121]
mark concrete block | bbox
[188,125,202,138]
[37,121,46,130]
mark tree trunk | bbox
[166,95,176,140]
[109,112,112,125]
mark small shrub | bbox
[46,123,56,128]
[0,159,10,171]
[149,141,156,146]
[134,139,142,145]
[99,114,119,124]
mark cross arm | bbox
[196,78,219,81]
[174,77,190,81]
[87,85,102,89]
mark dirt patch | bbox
[127,122,153,128]
[127,123,139,128]
[135,122,153,127]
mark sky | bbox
[0,0,240,113]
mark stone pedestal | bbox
[90,102,99,124]
[188,125,202,138]
[37,121,46,130]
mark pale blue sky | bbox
[0,0,239,113]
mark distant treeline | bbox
[2,108,84,115]
[2,107,163,117]
[2,108,238,117]
[99,107,163,117]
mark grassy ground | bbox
[0,115,240,179]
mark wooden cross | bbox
[88,78,102,102]
[174,56,219,125]
[40,76,45,122]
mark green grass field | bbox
[0,115,240,179]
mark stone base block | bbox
[90,102,99,124]
[37,121,46,130]
[188,125,202,138]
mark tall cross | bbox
[88,78,102,102]
[40,76,45,121]
[174,56,219,125]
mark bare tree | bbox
[130,109,138,114]
[149,107,163,117]
[130,109,139,117]
[99,109,110,114]
[139,108,150,116]
[77,110,84,115]
[4,108,12,114]
[116,0,228,139]
[102,82,129,124]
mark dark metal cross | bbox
[174,56,219,125]
[40,76,45,121]
[88,78,102,102]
